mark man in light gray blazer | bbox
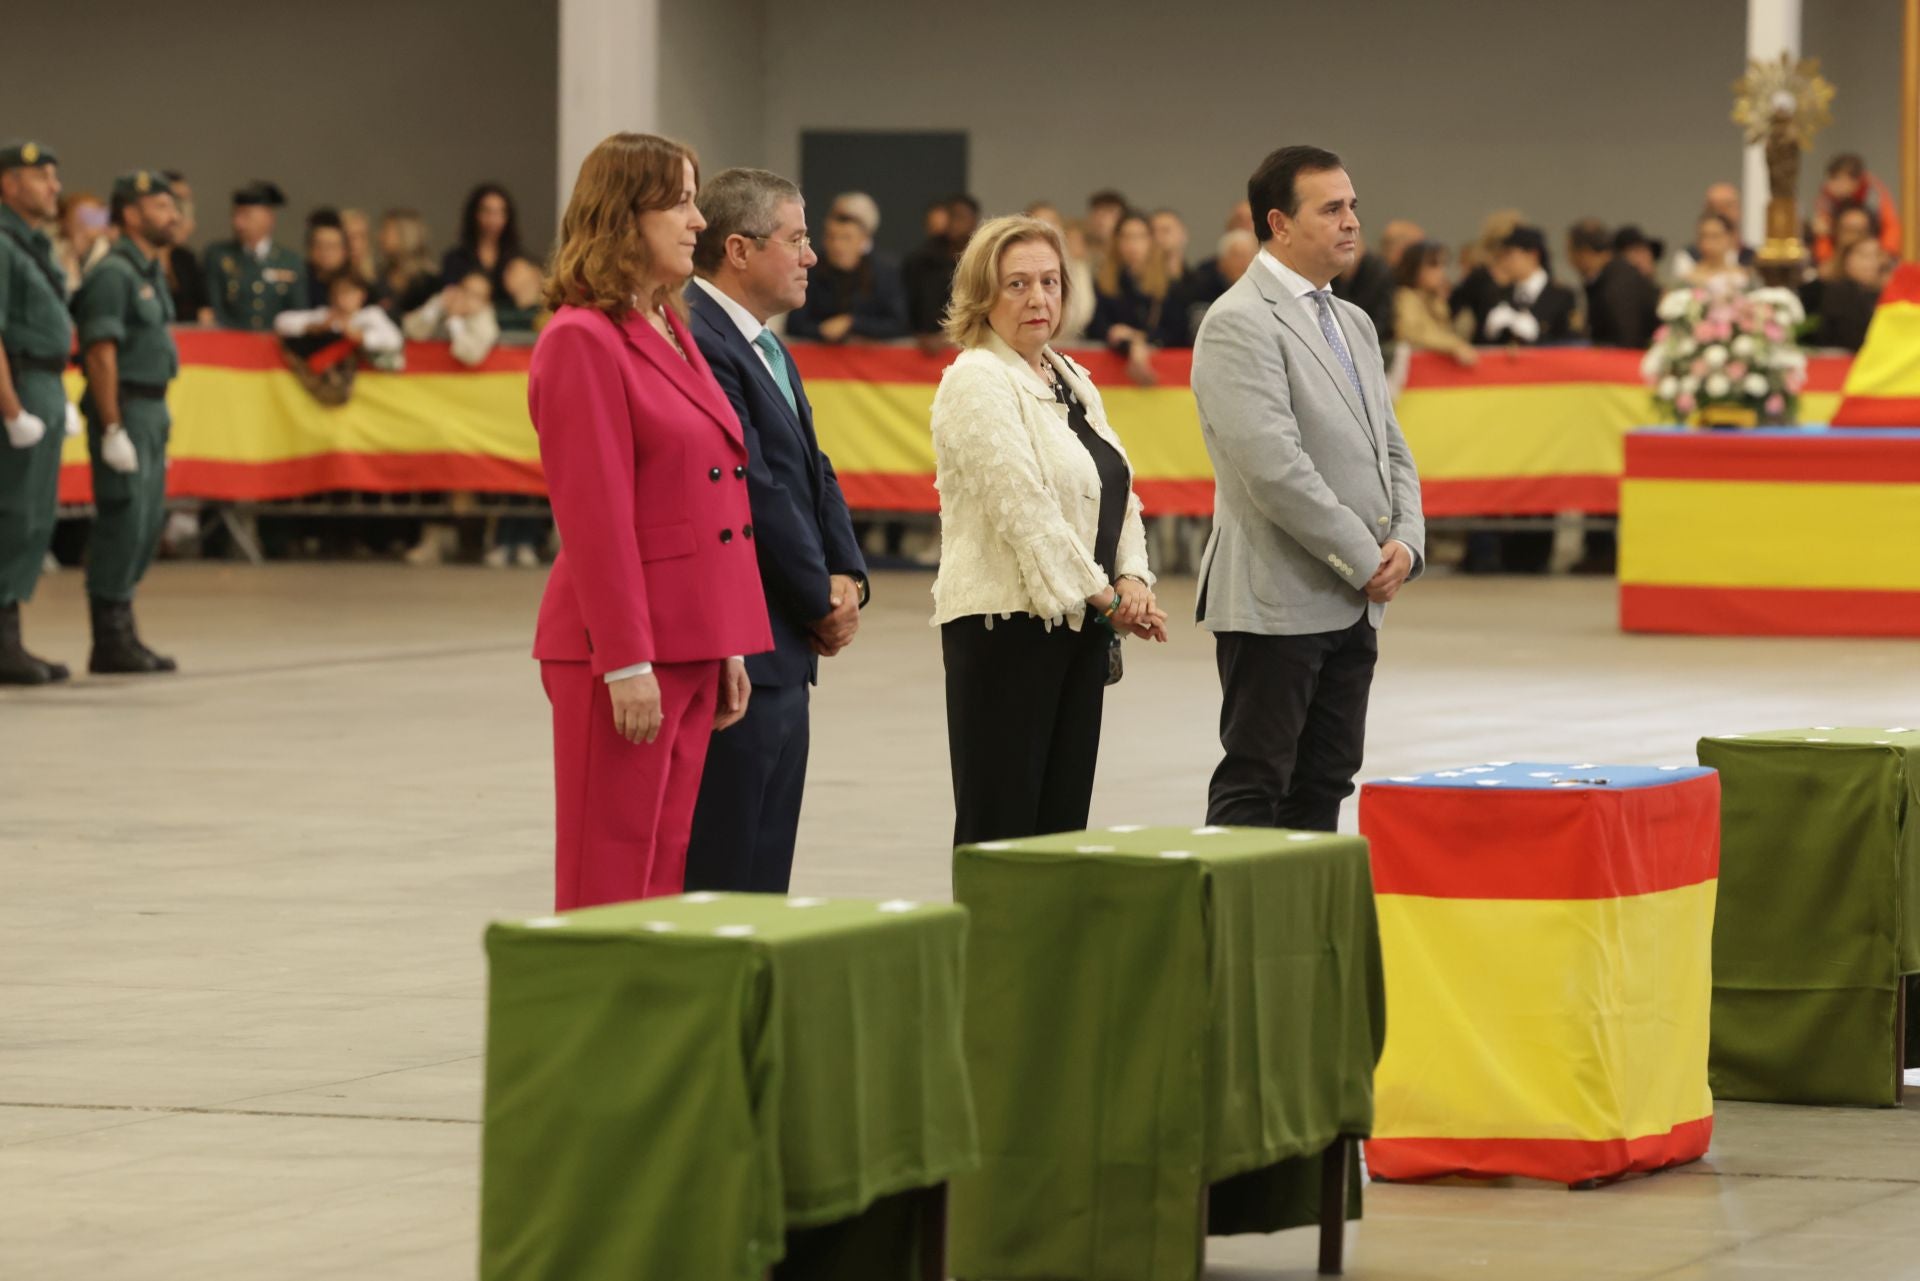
[1190,145,1425,830]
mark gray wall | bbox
[659,0,768,186]
[0,0,557,261]
[753,0,1904,259]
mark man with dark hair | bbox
[1085,188,1128,257]
[786,210,908,343]
[682,167,868,894]
[0,139,77,683]
[1568,219,1658,348]
[1478,226,1576,345]
[902,193,980,342]
[1190,144,1424,831]
[73,169,183,673]
[203,180,302,330]
[1812,152,1901,265]
[1611,225,1665,280]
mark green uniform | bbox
[202,237,304,330]
[73,236,178,602]
[0,201,75,606]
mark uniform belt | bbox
[5,351,69,375]
[119,381,169,401]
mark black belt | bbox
[120,381,169,401]
[5,352,68,375]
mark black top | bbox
[377,268,441,320]
[1584,256,1660,348]
[901,237,961,335]
[1331,251,1396,353]
[1800,279,1880,352]
[1089,267,1183,349]
[441,245,511,303]
[1160,258,1231,348]
[1050,368,1127,582]
[787,253,910,342]
[164,246,206,321]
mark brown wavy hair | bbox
[543,132,699,320]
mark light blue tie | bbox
[752,330,799,417]
[1310,289,1366,409]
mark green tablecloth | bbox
[480,893,979,1280]
[951,826,1383,1281]
[1698,728,1920,1106]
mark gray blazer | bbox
[1190,258,1425,635]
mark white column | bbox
[1744,0,1802,245]
[557,0,660,221]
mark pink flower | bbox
[1690,358,1709,379]
[1726,361,1748,380]
[1708,306,1733,326]
[1786,370,1806,392]
[1765,394,1786,415]
[1653,325,1671,344]
[1764,323,1785,342]
[1675,394,1697,414]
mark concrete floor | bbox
[2,562,1916,1280]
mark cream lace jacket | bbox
[930,333,1154,630]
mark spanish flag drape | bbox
[57,331,1852,517]
[1361,764,1720,1186]
[1831,263,1920,427]
[1619,428,1920,637]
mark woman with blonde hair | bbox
[374,208,440,319]
[528,132,770,909]
[1089,208,1175,383]
[931,214,1167,846]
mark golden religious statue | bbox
[1732,53,1835,285]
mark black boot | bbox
[0,601,63,685]
[88,597,168,675]
[124,603,177,673]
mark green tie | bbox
[753,330,799,416]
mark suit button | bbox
[734,465,746,479]
[1327,554,1339,565]
[720,528,734,544]
[743,524,754,540]
[708,467,722,482]
[1377,517,1390,526]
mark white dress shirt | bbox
[1485,268,1548,343]
[1253,247,1413,577]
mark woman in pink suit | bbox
[532,133,773,909]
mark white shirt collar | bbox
[1256,248,1327,300]
[692,275,766,346]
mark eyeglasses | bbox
[747,232,812,254]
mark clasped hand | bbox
[809,574,862,657]
[1092,579,1170,643]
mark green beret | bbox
[0,140,58,172]
[111,169,175,203]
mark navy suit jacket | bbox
[687,283,867,687]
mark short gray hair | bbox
[693,168,802,274]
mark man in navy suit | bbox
[684,169,868,893]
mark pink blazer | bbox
[529,304,773,673]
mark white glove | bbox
[99,425,139,474]
[4,409,47,449]
[64,401,82,437]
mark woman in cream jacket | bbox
[930,214,1167,847]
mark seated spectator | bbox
[1225,199,1254,234]
[1331,230,1396,359]
[441,181,524,303]
[902,193,979,346]
[1815,204,1880,281]
[1084,188,1128,262]
[1059,218,1097,342]
[831,190,883,243]
[340,207,376,280]
[157,169,208,323]
[1089,209,1178,381]
[1611,225,1665,281]
[1450,208,1523,338]
[1150,208,1190,282]
[1479,226,1577,345]
[1378,218,1425,270]
[1801,238,1888,352]
[495,257,545,333]
[373,208,441,320]
[1024,200,1062,229]
[1811,153,1901,266]
[403,271,500,367]
[54,191,111,290]
[787,210,909,343]
[1393,240,1477,366]
[1162,228,1257,348]
[1676,213,1752,291]
[304,209,351,305]
[1693,181,1757,265]
[1569,220,1658,347]
[275,271,404,355]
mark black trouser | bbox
[685,682,810,893]
[942,614,1109,847]
[1206,618,1378,832]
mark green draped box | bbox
[951,826,1384,1281]
[1697,728,1920,1106]
[480,893,979,1280]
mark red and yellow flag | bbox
[1831,263,1920,427]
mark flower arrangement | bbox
[1642,285,1808,425]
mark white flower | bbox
[1730,335,1756,359]
[1641,347,1667,381]
[1658,376,1679,400]
[1678,337,1698,357]
[1657,291,1692,321]
[1705,374,1731,398]
[1768,348,1808,371]
[1680,376,1700,395]
[1743,373,1769,397]
[1704,346,1728,369]
[1749,287,1805,323]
